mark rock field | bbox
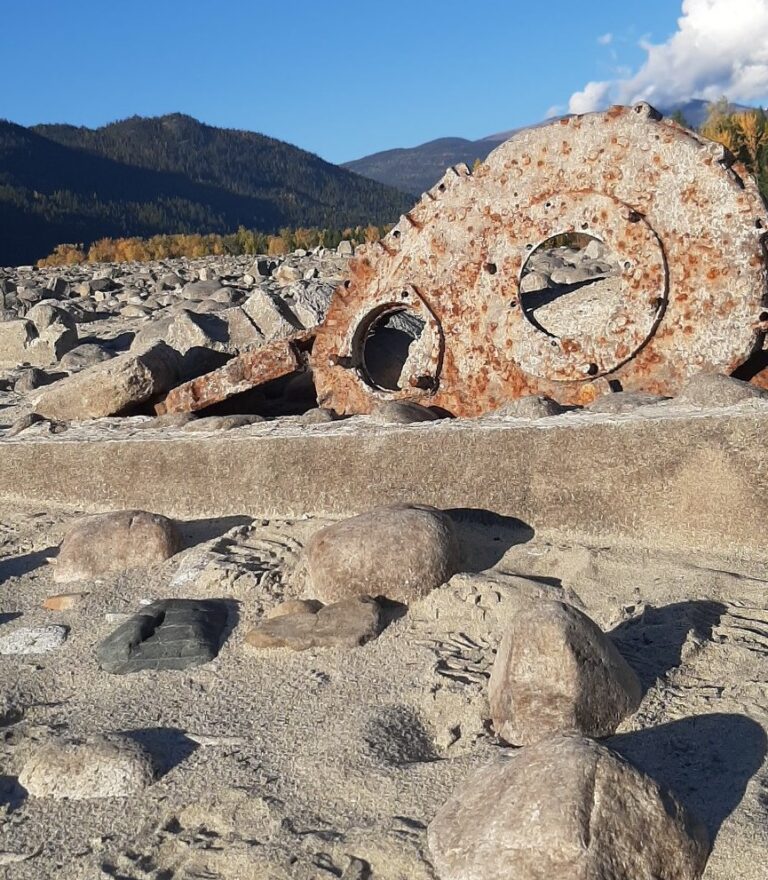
[0,244,767,879]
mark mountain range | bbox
[0,114,411,266]
[341,99,754,195]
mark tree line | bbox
[37,224,391,267]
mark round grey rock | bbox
[55,510,181,583]
[307,503,460,604]
[59,342,114,373]
[489,599,642,745]
[428,735,709,880]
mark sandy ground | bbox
[0,500,766,879]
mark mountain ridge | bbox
[342,99,758,195]
[0,114,411,266]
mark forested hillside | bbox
[0,115,412,266]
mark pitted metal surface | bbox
[311,103,768,413]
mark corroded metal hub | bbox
[312,103,768,413]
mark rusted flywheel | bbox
[312,103,768,414]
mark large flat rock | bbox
[1,402,767,559]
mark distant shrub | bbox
[37,223,392,266]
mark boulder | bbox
[97,598,228,673]
[307,504,460,603]
[0,306,77,366]
[55,510,181,583]
[35,342,179,420]
[676,372,767,407]
[489,600,641,744]
[245,597,382,650]
[14,367,60,393]
[20,735,156,799]
[241,288,302,340]
[265,599,324,619]
[427,735,709,880]
[180,279,223,300]
[281,281,335,328]
[59,343,114,372]
[131,308,262,378]
[273,264,302,286]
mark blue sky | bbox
[2,1,766,164]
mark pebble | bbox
[43,592,89,611]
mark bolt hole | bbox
[581,223,589,230]
[510,299,518,308]
[401,290,409,299]
[624,261,632,270]
[760,311,768,322]
[586,363,598,376]
[392,230,401,238]
[550,339,559,348]
[438,183,446,193]
[343,280,351,289]
[757,219,765,230]
[484,262,497,275]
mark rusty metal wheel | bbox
[312,103,768,414]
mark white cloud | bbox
[597,33,613,45]
[545,104,565,118]
[569,81,613,114]
[568,0,768,114]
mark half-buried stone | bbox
[20,734,156,799]
[370,401,442,425]
[55,510,181,584]
[676,372,767,407]
[428,734,709,880]
[306,504,460,604]
[489,600,641,745]
[98,599,228,673]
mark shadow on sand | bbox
[610,713,767,842]
[0,546,57,583]
[609,600,727,693]
[445,508,535,572]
